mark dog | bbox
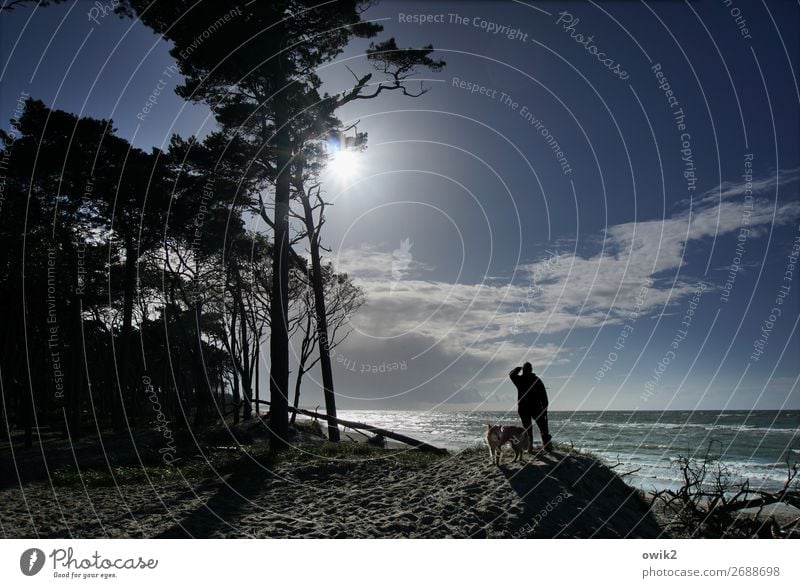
[485,424,531,464]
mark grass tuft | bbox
[51,445,278,488]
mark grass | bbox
[51,445,277,488]
[0,429,72,452]
[459,443,490,455]
[284,441,447,467]
[52,464,179,487]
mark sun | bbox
[327,149,360,181]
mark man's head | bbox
[522,362,533,374]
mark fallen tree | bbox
[255,400,448,455]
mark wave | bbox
[338,410,798,491]
[550,420,799,434]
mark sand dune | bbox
[0,436,662,538]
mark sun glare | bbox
[328,149,360,181]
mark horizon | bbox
[335,407,799,412]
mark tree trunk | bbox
[68,296,83,440]
[230,307,241,424]
[254,336,260,417]
[192,301,210,426]
[258,401,448,455]
[218,372,225,419]
[309,238,339,441]
[68,344,82,440]
[290,366,304,425]
[300,188,339,442]
[0,377,7,442]
[232,368,241,425]
[268,89,291,450]
[23,386,32,449]
[115,239,137,431]
[238,293,252,421]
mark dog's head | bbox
[485,424,502,443]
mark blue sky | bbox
[2,1,799,411]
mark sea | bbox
[337,409,800,492]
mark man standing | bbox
[509,362,552,451]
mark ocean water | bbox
[337,410,800,491]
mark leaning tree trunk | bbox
[299,186,340,442]
[308,236,339,441]
[257,401,447,455]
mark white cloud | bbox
[685,166,800,206]
[322,171,800,407]
[521,180,800,326]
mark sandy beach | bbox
[0,422,665,539]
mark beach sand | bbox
[0,424,663,538]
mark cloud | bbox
[333,242,433,282]
[520,175,800,326]
[324,171,800,407]
[444,387,485,404]
[689,166,800,206]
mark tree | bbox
[0,89,316,443]
[219,231,271,423]
[290,262,364,424]
[102,134,172,429]
[290,176,363,439]
[158,133,250,426]
[0,100,171,439]
[117,0,443,447]
[0,99,97,443]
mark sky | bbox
[2,0,799,412]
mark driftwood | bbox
[256,400,447,455]
[650,443,799,538]
[608,455,643,478]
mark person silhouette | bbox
[509,362,552,452]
